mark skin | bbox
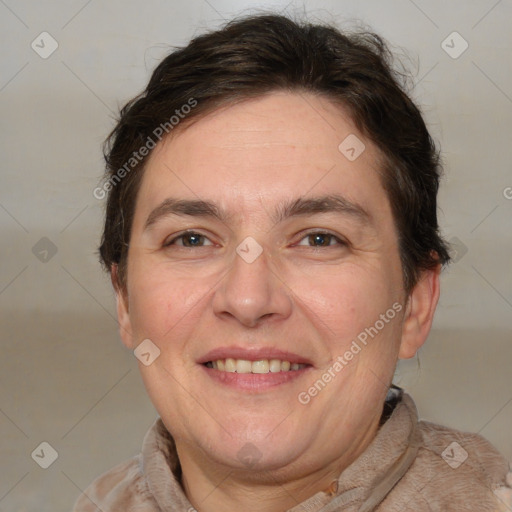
[113,91,440,512]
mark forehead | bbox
[135,91,389,221]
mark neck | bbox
[180,453,338,512]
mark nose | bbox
[212,243,293,328]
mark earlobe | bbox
[111,264,134,350]
[398,264,441,359]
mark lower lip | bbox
[201,365,312,391]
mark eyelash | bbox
[295,231,347,248]
[163,230,347,249]
[163,231,213,248]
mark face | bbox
[116,91,437,480]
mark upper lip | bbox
[198,346,313,366]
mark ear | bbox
[111,264,135,350]
[398,264,441,359]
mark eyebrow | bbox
[143,194,371,232]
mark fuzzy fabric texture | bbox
[72,391,511,511]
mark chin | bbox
[201,424,309,472]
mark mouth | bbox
[204,358,309,373]
[198,347,313,391]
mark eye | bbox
[164,231,213,248]
[296,232,346,247]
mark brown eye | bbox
[165,232,212,247]
[296,232,344,247]
[308,233,333,246]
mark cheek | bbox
[126,262,214,341]
[288,263,398,343]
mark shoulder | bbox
[417,419,509,485]
[72,455,159,511]
[387,418,511,511]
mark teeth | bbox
[206,358,306,373]
[269,359,281,373]
[252,360,269,374]
[236,359,252,374]
[225,358,236,372]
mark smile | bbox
[204,359,308,373]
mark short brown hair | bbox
[98,13,450,293]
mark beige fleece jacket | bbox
[73,390,512,511]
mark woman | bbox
[75,14,511,511]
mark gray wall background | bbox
[1,0,511,510]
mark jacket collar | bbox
[141,386,419,511]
